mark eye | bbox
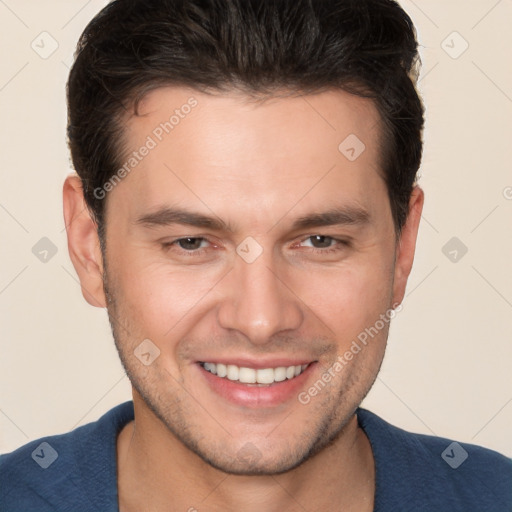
[300,235,337,249]
[160,236,219,261]
[161,237,212,254]
[295,235,350,257]
[174,237,208,251]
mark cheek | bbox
[290,257,394,341]
[110,256,224,337]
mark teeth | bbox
[226,364,239,381]
[239,367,256,383]
[256,368,275,384]
[201,362,309,385]
[203,362,217,375]
[216,363,227,378]
[274,367,287,382]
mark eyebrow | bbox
[135,205,370,232]
[135,208,232,232]
[290,206,370,231]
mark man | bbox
[1,0,511,510]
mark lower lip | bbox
[197,363,316,408]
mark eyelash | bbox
[162,235,349,257]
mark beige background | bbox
[1,0,511,458]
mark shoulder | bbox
[0,401,134,512]
[357,408,512,511]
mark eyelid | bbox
[165,236,212,248]
[295,234,351,246]
[160,235,214,245]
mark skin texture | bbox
[63,86,424,512]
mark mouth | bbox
[196,359,317,408]
[199,361,310,386]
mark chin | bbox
[194,446,309,476]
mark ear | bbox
[391,186,424,307]
[63,175,106,308]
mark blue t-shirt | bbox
[1,401,511,511]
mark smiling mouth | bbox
[198,361,311,386]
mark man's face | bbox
[98,87,411,474]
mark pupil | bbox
[179,237,202,250]
[311,235,331,248]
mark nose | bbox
[217,250,303,345]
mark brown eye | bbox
[308,235,334,248]
[176,237,205,250]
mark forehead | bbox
[108,86,386,228]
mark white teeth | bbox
[226,364,239,381]
[216,363,227,378]
[274,367,287,382]
[256,368,275,384]
[239,367,256,383]
[201,362,309,384]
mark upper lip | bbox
[197,358,316,369]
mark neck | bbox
[117,398,375,512]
